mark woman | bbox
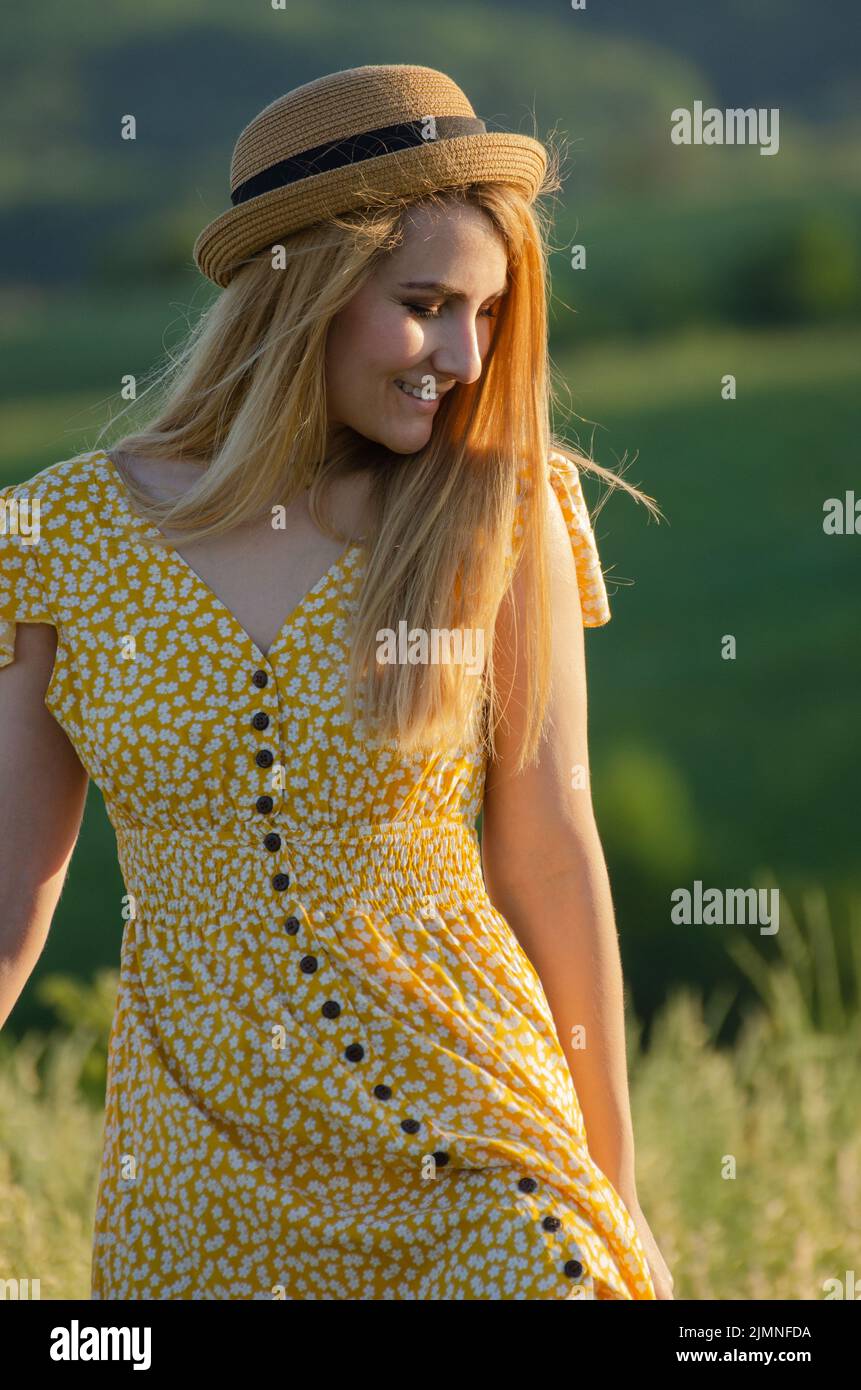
[0,63,672,1300]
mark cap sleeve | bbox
[546,452,611,626]
[0,482,53,669]
[509,452,612,627]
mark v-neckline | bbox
[94,450,364,665]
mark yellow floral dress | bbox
[0,447,655,1301]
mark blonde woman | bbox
[0,64,673,1300]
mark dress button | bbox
[263,832,281,852]
[284,916,301,934]
[299,954,318,973]
[252,669,268,688]
[373,1084,392,1101]
[542,1215,561,1232]
[252,711,270,731]
[518,1177,538,1194]
[321,1000,340,1018]
[344,1043,365,1062]
[400,1118,421,1134]
[256,795,274,814]
[432,1150,450,1167]
[564,1259,584,1280]
[256,749,274,768]
[272,872,290,891]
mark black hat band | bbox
[231,116,488,206]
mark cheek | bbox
[362,304,421,372]
[326,303,424,403]
[356,302,426,373]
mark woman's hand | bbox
[625,1197,675,1300]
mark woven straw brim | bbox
[193,132,548,288]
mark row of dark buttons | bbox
[516,1175,585,1280]
[281,911,450,1163]
[254,731,283,880]
[249,670,288,873]
[245,687,451,1168]
[252,670,275,816]
[249,669,564,1218]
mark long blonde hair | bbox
[96,174,660,772]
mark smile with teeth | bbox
[395,378,436,399]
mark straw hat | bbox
[193,63,548,287]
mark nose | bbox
[429,310,487,388]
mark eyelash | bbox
[405,302,499,320]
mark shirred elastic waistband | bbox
[110,813,486,911]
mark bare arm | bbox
[481,478,640,1204]
[0,621,89,1028]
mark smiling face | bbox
[324,198,509,453]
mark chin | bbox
[385,437,432,455]
[383,422,436,454]
[345,411,436,454]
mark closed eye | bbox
[405,302,500,320]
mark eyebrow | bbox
[397,279,508,301]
